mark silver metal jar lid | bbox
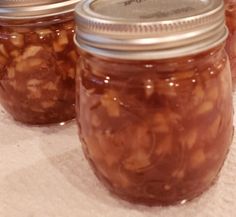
[75,0,227,60]
[0,0,81,19]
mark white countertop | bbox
[1,97,236,217]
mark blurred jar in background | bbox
[225,0,236,88]
[0,0,80,125]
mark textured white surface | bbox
[0,97,236,217]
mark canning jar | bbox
[225,0,236,88]
[75,0,233,205]
[0,0,80,125]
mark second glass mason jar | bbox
[0,0,80,125]
[75,0,233,205]
[225,0,236,88]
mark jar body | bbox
[77,44,233,205]
[225,0,236,88]
[0,13,77,125]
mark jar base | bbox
[12,116,76,127]
[94,172,221,207]
[107,177,219,207]
[84,154,223,207]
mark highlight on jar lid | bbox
[75,0,227,60]
[0,0,81,19]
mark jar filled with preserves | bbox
[0,0,80,125]
[75,0,233,206]
[225,0,236,88]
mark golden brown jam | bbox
[77,45,233,205]
[225,0,236,88]
[0,13,77,125]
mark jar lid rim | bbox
[75,0,227,60]
[0,0,81,19]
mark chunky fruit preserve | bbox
[77,45,233,205]
[0,13,77,124]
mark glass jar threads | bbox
[0,0,80,125]
[75,0,233,205]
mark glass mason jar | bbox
[225,0,236,88]
[0,0,80,125]
[75,0,233,205]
